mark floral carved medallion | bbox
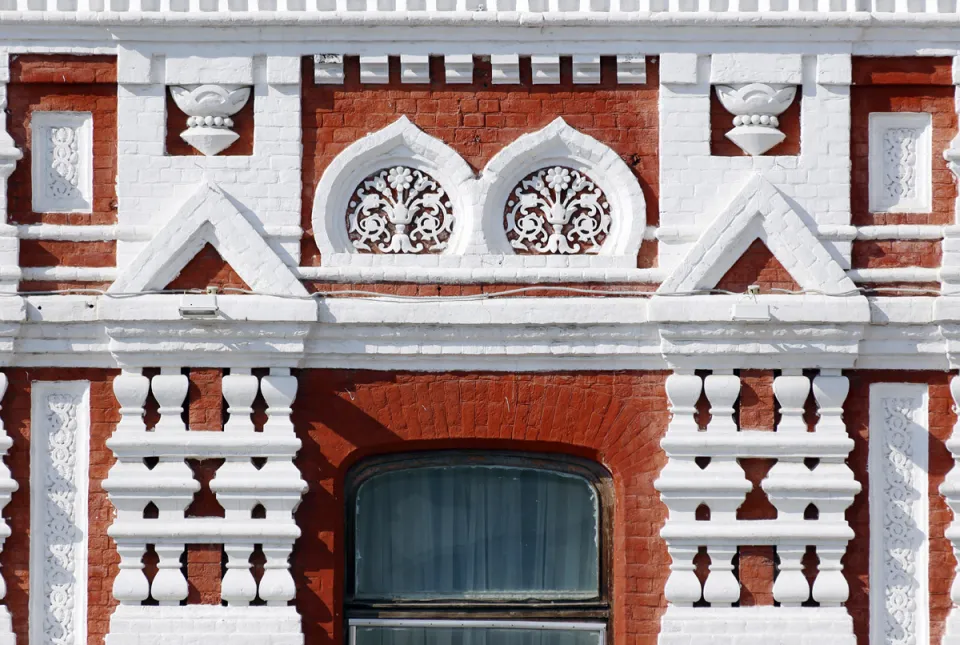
[347,166,454,254]
[504,166,610,254]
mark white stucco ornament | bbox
[714,83,797,156]
[169,84,251,156]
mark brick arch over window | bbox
[289,370,671,645]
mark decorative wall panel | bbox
[30,112,93,214]
[868,113,932,214]
[869,383,929,645]
[29,381,91,645]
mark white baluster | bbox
[772,544,810,606]
[812,371,849,435]
[702,545,739,605]
[812,544,848,606]
[773,371,810,433]
[258,545,296,605]
[0,372,16,607]
[151,369,188,433]
[114,368,149,434]
[704,371,739,433]
[666,372,702,433]
[261,369,297,435]
[151,544,188,605]
[940,375,960,606]
[113,544,149,604]
[222,545,257,605]
[223,369,258,433]
[664,546,702,606]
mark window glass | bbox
[354,464,600,599]
[354,625,604,645]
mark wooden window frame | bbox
[345,451,614,624]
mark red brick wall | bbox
[715,240,802,294]
[851,239,943,269]
[843,370,956,645]
[0,368,119,645]
[851,57,957,228]
[7,55,118,292]
[0,366,956,645]
[291,370,672,645]
[300,56,660,267]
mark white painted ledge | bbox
[659,607,855,645]
[848,267,940,283]
[20,267,118,282]
[294,266,667,284]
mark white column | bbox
[870,383,929,645]
[702,545,738,606]
[29,381,91,645]
[0,54,23,294]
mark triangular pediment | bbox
[110,180,307,296]
[657,175,855,295]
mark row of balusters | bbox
[106,367,307,606]
[658,370,858,608]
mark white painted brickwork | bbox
[658,607,856,645]
[106,606,303,645]
[658,53,853,272]
[115,53,301,270]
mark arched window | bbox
[347,453,610,645]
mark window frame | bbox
[345,451,613,623]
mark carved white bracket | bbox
[714,83,797,156]
[169,85,251,156]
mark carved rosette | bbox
[347,166,454,254]
[504,166,610,255]
[714,83,797,156]
[169,84,252,156]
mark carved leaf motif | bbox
[347,166,454,254]
[880,396,924,645]
[47,127,81,202]
[882,128,920,205]
[41,394,82,645]
[504,166,610,255]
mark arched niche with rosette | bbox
[476,118,646,267]
[312,116,477,266]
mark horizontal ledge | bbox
[296,266,667,283]
[848,267,940,283]
[660,431,854,458]
[21,266,118,281]
[661,520,854,544]
[107,432,301,457]
[109,518,301,542]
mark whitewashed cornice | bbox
[0,293,954,371]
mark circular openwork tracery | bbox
[347,166,453,254]
[504,166,611,255]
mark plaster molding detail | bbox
[312,116,476,264]
[0,374,16,645]
[504,166,611,255]
[714,83,798,156]
[347,166,454,254]
[869,383,929,645]
[168,85,251,156]
[657,174,856,295]
[869,112,932,214]
[940,376,960,644]
[479,117,646,265]
[29,381,90,645]
[30,112,92,214]
[109,179,307,296]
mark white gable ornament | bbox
[477,117,646,267]
[652,174,869,371]
[109,179,306,297]
[311,116,477,267]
